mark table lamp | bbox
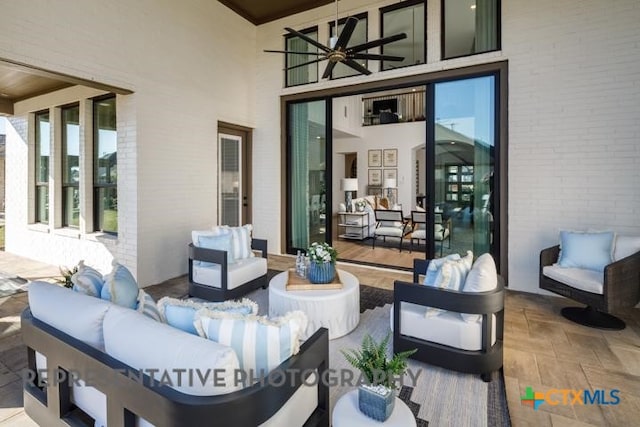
[384,178,396,206]
[341,178,358,212]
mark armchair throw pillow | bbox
[558,230,615,272]
[198,232,235,265]
[460,253,498,322]
[213,224,254,260]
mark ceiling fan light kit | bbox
[264,0,407,79]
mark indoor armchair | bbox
[372,209,410,252]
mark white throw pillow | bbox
[613,235,640,262]
[194,309,307,381]
[424,253,461,285]
[425,251,473,318]
[461,253,498,322]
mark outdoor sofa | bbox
[22,281,329,427]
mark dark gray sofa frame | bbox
[188,238,268,302]
[393,259,504,382]
[22,308,329,427]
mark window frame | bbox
[441,0,501,60]
[92,94,117,235]
[379,0,427,72]
[284,25,320,88]
[327,12,369,80]
[61,103,80,228]
[34,110,50,225]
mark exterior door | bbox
[218,124,252,226]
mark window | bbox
[34,111,50,224]
[61,104,80,228]
[442,0,500,59]
[380,0,425,71]
[93,96,117,234]
[328,13,368,79]
[285,26,319,87]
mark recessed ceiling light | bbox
[470,4,477,9]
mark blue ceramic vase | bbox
[308,261,336,284]
[358,384,395,421]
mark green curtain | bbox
[290,102,310,249]
[475,0,498,53]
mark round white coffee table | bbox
[332,390,416,427]
[268,269,360,340]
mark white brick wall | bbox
[253,0,640,294]
[2,0,256,286]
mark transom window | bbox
[285,26,319,87]
[442,0,500,59]
[380,0,426,71]
[328,13,368,79]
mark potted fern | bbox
[341,333,416,421]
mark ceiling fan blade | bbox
[321,61,338,79]
[333,17,358,50]
[342,59,371,76]
[264,49,326,56]
[347,33,407,53]
[286,58,326,71]
[350,53,405,61]
[284,27,331,52]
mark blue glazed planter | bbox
[308,261,336,284]
[358,384,395,421]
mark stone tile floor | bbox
[0,252,638,426]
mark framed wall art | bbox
[368,149,382,167]
[368,169,382,186]
[383,149,398,167]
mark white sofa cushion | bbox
[194,310,307,378]
[28,281,111,350]
[375,225,405,237]
[461,253,498,322]
[543,265,604,294]
[392,302,496,351]
[614,235,640,261]
[103,304,241,396]
[192,256,267,290]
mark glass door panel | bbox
[218,133,242,227]
[434,76,495,258]
[288,100,327,252]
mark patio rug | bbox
[249,270,511,426]
[0,272,29,298]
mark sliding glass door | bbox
[287,100,329,252]
[432,75,496,259]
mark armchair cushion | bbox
[614,235,640,261]
[192,256,267,290]
[542,265,603,294]
[461,253,498,322]
[393,302,496,351]
[423,253,461,285]
[558,230,615,272]
[194,309,308,378]
[215,224,254,260]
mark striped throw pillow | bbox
[214,224,254,260]
[194,310,307,378]
[136,290,162,322]
[157,297,259,335]
[71,260,104,297]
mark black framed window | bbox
[442,0,500,59]
[61,104,80,228]
[34,111,50,224]
[285,26,319,87]
[328,13,368,79]
[93,96,117,234]
[380,0,426,71]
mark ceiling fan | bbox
[264,1,407,79]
